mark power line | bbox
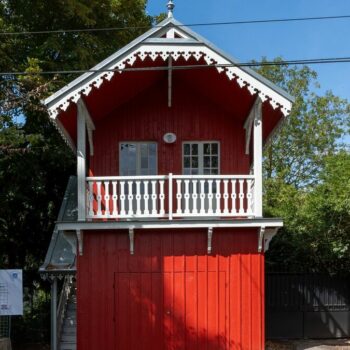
[1,57,350,76]
[1,14,350,36]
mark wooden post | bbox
[77,99,86,221]
[51,277,57,350]
[253,99,263,217]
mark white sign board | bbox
[0,270,23,316]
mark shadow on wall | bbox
[111,228,263,350]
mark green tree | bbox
[256,59,350,274]
[265,151,350,274]
[0,0,154,270]
[257,58,349,188]
[0,1,156,343]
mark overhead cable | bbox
[1,56,350,76]
[1,14,350,36]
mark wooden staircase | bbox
[59,282,76,350]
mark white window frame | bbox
[119,142,158,176]
[182,141,220,175]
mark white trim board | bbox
[43,18,294,124]
[56,218,283,231]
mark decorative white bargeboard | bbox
[86,174,256,220]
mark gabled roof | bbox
[44,17,294,119]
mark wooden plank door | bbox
[114,270,228,350]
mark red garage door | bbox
[115,271,228,350]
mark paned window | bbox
[120,142,157,176]
[183,142,219,175]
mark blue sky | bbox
[147,0,350,109]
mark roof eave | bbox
[43,16,294,116]
[43,17,175,108]
[168,18,294,104]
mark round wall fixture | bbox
[163,132,177,144]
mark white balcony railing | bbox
[86,174,256,220]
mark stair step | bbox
[61,334,76,342]
[62,331,76,337]
[59,286,76,350]
[60,344,76,350]
[63,321,76,328]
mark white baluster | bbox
[199,180,206,214]
[215,180,221,215]
[246,179,253,216]
[159,180,165,215]
[168,173,173,220]
[96,181,102,216]
[119,181,126,216]
[184,180,190,214]
[104,181,110,217]
[207,180,213,215]
[143,181,149,215]
[151,181,157,215]
[252,180,256,215]
[88,180,94,218]
[192,180,198,214]
[239,179,245,215]
[176,180,182,215]
[230,180,237,215]
[135,181,141,215]
[128,181,134,216]
[223,180,229,214]
[112,181,118,217]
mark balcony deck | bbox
[86,174,257,220]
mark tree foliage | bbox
[0,0,155,270]
[256,59,350,274]
[0,0,157,343]
[258,58,349,188]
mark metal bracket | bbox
[63,231,78,255]
[244,114,254,155]
[207,227,213,254]
[243,97,259,155]
[258,226,265,253]
[264,228,279,252]
[76,230,83,256]
[129,228,134,255]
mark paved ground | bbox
[267,339,350,350]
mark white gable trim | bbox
[46,43,292,119]
[55,118,76,153]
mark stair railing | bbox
[57,275,74,346]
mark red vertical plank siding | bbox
[77,229,265,350]
[89,77,250,177]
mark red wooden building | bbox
[40,3,294,349]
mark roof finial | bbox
[167,0,175,18]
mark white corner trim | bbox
[47,44,292,121]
